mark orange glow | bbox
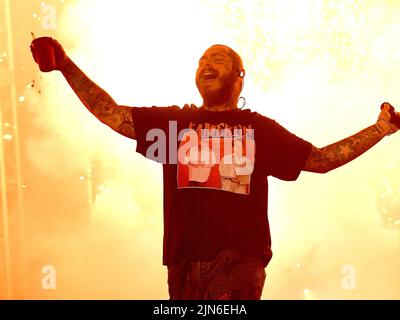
[1,0,400,299]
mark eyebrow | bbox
[199,53,228,61]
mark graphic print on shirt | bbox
[177,121,255,195]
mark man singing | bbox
[30,38,399,300]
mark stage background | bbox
[0,0,400,299]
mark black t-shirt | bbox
[131,104,312,266]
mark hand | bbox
[30,37,68,72]
[377,102,399,135]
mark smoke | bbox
[16,0,400,299]
[213,0,400,299]
[259,43,400,300]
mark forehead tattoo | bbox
[200,52,230,62]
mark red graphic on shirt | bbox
[177,122,255,195]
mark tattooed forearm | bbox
[109,105,136,139]
[61,58,136,139]
[304,123,387,173]
[62,58,117,116]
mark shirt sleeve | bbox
[257,114,313,181]
[131,105,181,163]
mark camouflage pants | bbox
[167,250,266,300]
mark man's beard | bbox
[201,73,237,105]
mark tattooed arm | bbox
[61,57,136,139]
[304,107,399,173]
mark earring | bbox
[238,96,246,109]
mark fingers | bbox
[51,38,67,68]
[52,38,61,52]
[382,102,391,112]
[376,103,396,136]
[52,38,62,48]
[379,102,397,123]
[394,112,400,131]
[52,38,66,55]
[378,108,391,122]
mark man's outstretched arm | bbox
[30,37,135,139]
[61,57,136,139]
[303,106,399,174]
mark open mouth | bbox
[202,70,218,80]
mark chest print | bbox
[177,121,255,195]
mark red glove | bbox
[30,37,68,72]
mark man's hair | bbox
[210,44,244,74]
